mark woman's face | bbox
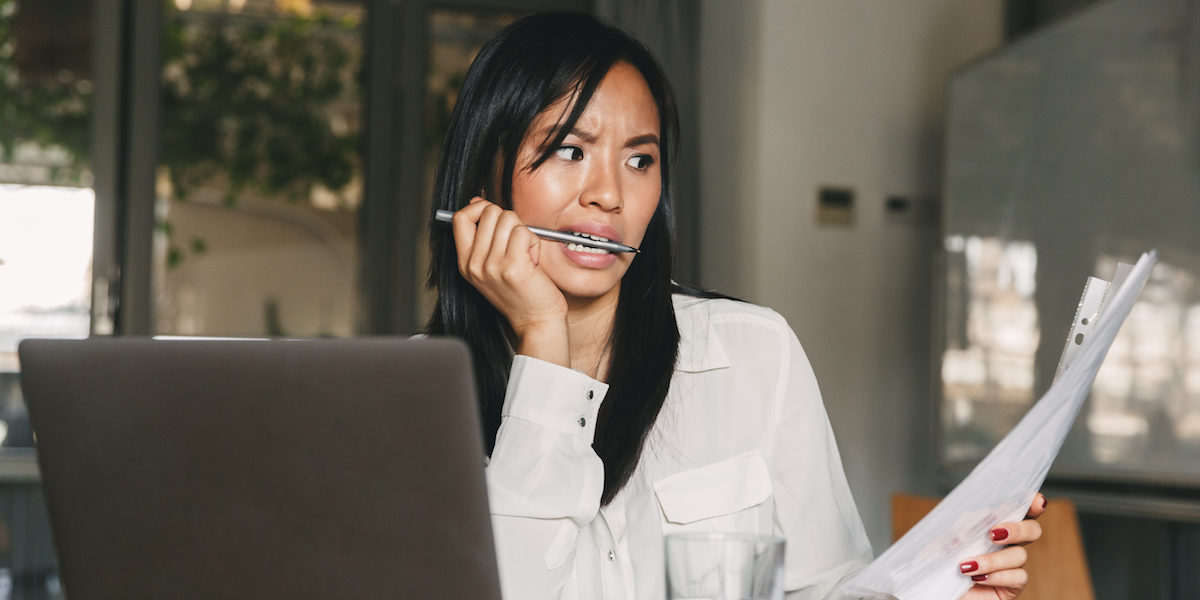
[510,61,662,307]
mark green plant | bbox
[161,4,363,206]
[0,0,363,243]
[0,0,92,185]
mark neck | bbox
[565,288,619,381]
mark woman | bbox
[426,12,1044,600]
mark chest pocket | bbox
[653,449,774,536]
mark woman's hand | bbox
[957,492,1047,600]
[450,198,570,367]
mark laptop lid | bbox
[18,336,500,600]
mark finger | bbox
[1027,492,1048,519]
[988,518,1042,546]
[466,203,504,280]
[958,545,1027,575]
[965,567,1028,589]
[451,202,490,275]
[507,222,541,267]
[487,211,523,277]
[453,196,491,222]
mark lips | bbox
[559,241,619,268]
[554,222,621,268]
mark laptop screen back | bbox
[18,337,499,600]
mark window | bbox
[153,0,366,337]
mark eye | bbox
[554,145,583,161]
[626,154,655,170]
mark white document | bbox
[839,250,1158,600]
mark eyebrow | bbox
[538,126,660,149]
[624,133,660,148]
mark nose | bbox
[578,159,622,213]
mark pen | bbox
[435,209,640,254]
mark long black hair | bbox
[425,12,681,506]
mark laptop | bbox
[18,336,501,600]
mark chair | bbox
[890,493,1095,600]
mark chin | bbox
[552,273,624,303]
[545,255,633,302]
[560,282,621,302]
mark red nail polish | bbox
[991,528,1009,542]
[959,561,978,573]
[972,574,988,582]
[1042,495,1049,509]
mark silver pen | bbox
[435,209,640,254]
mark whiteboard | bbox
[938,0,1200,487]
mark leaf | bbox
[166,246,184,270]
[190,236,207,254]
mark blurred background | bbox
[1,0,1198,597]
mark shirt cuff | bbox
[503,355,608,440]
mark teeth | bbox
[566,242,611,254]
[571,232,610,242]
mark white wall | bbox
[158,200,357,337]
[697,0,1005,550]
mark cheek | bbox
[627,183,662,246]
[512,167,575,217]
[509,174,536,216]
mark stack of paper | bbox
[839,250,1157,600]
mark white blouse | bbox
[486,294,873,599]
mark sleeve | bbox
[767,325,875,600]
[485,354,608,600]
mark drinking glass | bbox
[664,532,786,600]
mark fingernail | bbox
[1042,495,1049,509]
[959,561,978,573]
[972,574,988,582]
[991,528,1010,542]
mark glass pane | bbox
[939,236,1040,461]
[0,184,95,384]
[940,0,1200,483]
[0,0,94,595]
[0,0,95,445]
[416,8,521,322]
[155,0,364,337]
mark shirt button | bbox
[578,417,587,427]
[607,550,615,561]
[586,389,594,400]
